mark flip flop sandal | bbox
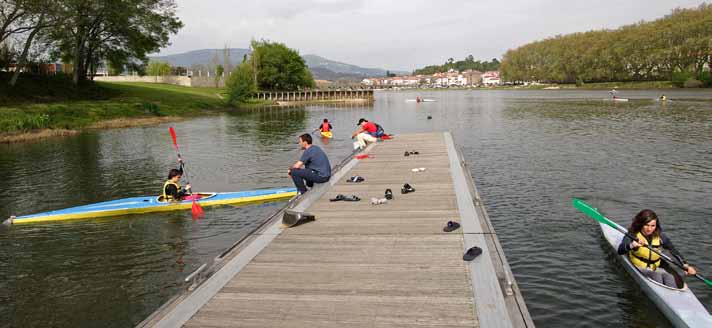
[346,176,365,183]
[419,167,426,172]
[443,221,461,232]
[463,246,483,261]
[330,194,346,202]
[385,189,393,200]
[411,168,420,172]
[343,195,361,201]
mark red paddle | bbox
[169,127,204,219]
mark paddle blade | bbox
[699,274,712,287]
[169,127,178,148]
[191,200,204,219]
[572,198,621,231]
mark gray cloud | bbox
[161,0,704,71]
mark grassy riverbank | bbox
[0,75,228,142]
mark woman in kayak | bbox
[617,209,697,288]
[163,162,192,201]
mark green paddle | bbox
[572,198,712,287]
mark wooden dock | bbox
[139,132,533,328]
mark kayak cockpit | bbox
[632,260,687,290]
[156,193,217,203]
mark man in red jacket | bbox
[351,118,378,149]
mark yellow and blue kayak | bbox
[320,131,333,138]
[5,187,297,225]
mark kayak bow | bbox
[6,187,297,224]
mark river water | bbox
[1,89,711,327]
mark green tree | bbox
[146,60,171,80]
[215,64,224,88]
[249,39,315,91]
[499,4,712,84]
[50,0,182,85]
[225,62,256,104]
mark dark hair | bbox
[168,169,182,179]
[299,133,312,145]
[629,209,660,237]
[323,118,329,123]
[357,118,368,125]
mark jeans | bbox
[290,168,330,194]
[639,267,677,288]
[356,132,377,148]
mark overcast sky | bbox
[160,0,705,71]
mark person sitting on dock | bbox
[289,133,331,195]
[351,118,383,150]
[163,163,191,201]
[617,209,697,288]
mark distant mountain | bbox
[151,48,250,68]
[151,48,406,81]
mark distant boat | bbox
[405,99,436,102]
[603,98,629,102]
[543,86,561,90]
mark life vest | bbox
[321,122,331,132]
[163,180,181,201]
[629,232,662,270]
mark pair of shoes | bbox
[463,246,483,261]
[346,176,365,183]
[411,167,426,172]
[407,151,420,155]
[385,189,393,200]
[443,221,461,232]
[370,197,388,205]
[401,183,415,194]
[330,194,361,202]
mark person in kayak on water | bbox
[617,209,697,288]
[318,118,333,134]
[163,161,192,201]
[289,133,331,195]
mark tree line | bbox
[500,3,712,86]
[413,55,500,75]
[0,0,182,87]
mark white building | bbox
[482,71,501,86]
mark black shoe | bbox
[343,195,361,201]
[330,194,345,202]
[443,221,460,232]
[385,189,393,200]
[404,151,410,157]
[401,183,415,194]
[463,246,483,261]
